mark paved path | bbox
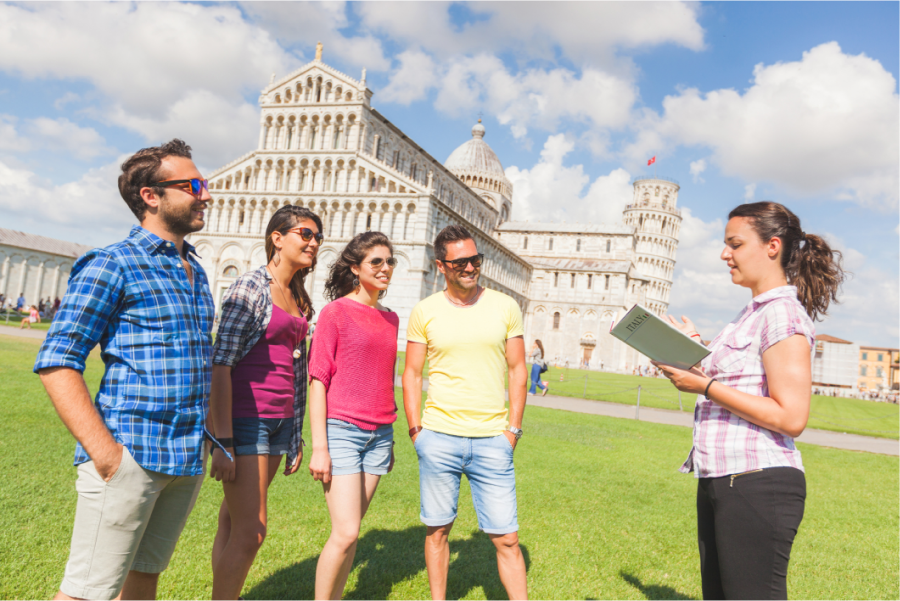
[0,324,46,340]
[528,393,899,457]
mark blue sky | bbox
[0,1,897,346]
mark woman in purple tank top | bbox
[208,206,323,600]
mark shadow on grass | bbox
[620,571,694,600]
[245,526,530,600]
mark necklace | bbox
[444,286,482,308]
[267,266,303,359]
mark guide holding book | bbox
[652,202,844,600]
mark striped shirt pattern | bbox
[34,226,214,477]
[680,286,816,478]
[212,266,308,466]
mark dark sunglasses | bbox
[286,227,325,244]
[365,257,398,269]
[152,178,209,196]
[440,253,484,271]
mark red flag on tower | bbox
[647,156,656,166]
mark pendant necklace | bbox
[444,286,482,308]
[268,266,303,359]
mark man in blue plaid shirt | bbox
[35,139,215,601]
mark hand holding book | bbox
[609,305,711,371]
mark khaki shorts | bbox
[59,447,205,600]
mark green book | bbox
[610,304,711,370]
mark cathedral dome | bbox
[444,120,506,178]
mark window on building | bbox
[861,366,868,376]
[308,127,317,149]
[392,150,400,169]
[553,312,560,330]
[366,214,372,231]
[862,352,868,360]
[523,236,528,249]
[223,265,239,277]
[548,238,554,250]
[878,353,884,362]
[239,210,245,225]
[605,275,610,290]
[587,274,592,289]
[606,240,611,253]
[333,127,341,149]
[576,239,581,252]
[877,367,884,377]
[375,138,384,160]
[553,272,559,287]
[571,273,576,288]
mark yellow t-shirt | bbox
[406,288,524,437]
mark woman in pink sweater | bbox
[308,231,399,600]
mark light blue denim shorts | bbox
[326,418,394,476]
[232,417,291,456]
[414,429,518,535]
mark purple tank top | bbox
[231,304,308,418]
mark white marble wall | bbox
[0,245,77,308]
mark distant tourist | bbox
[307,232,399,600]
[34,139,214,601]
[16,292,25,312]
[653,201,844,600]
[403,225,529,600]
[528,339,549,396]
[19,304,40,329]
[207,206,322,600]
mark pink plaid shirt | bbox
[680,286,816,478]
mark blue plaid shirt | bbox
[34,226,214,476]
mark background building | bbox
[0,228,92,309]
[812,334,860,393]
[858,346,899,392]
[189,50,683,372]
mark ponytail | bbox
[728,202,845,321]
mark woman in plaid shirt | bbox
[654,202,844,600]
[207,206,323,600]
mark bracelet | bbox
[690,333,701,339]
[704,378,717,399]
[409,426,423,438]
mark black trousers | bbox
[697,467,806,600]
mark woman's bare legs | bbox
[314,472,381,600]
[211,454,282,600]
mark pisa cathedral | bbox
[189,50,683,371]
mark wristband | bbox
[690,333,701,339]
[409,426,423,438]
[704,378,717,399]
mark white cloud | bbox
[379,50,439,105]
[0,158,136,246]
[689,159,706,183]
[0,115,111,160]
[744,183,757,201]
[505,135,633,223]
[359,2,704,63]
[625,42,899,209]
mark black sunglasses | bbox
[286,227,324,244]
[365,257,398,269]
[152,178,209,196]
[440,253,484,271]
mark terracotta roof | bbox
[859,345,900,352]
[815,334,854,344]
[0,228,93,259]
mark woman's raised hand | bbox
[308,449,332,484]
[666,314,700,339]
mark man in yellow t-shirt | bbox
[403,225,529,600]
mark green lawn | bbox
[2,334,898,599]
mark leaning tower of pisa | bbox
[621,177,682,316]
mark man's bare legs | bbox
[314,472,381,600]
[424,525,527,601]
[53,570,160,601]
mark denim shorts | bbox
[414,429,518,535]
[327,418,394,476]
[232,417,291,456]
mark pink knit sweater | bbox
[308,297,399,430]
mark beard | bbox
[445,268,479,291]
[159,196,204,236]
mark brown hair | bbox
[434,224,475,261]
[323,231,393,302]
[118,139,193,220]
[728,201,845,321]
[534,339,545,356]
[264,205,323,321]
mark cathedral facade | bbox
[189,53,682,372]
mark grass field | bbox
[1,334,898,599]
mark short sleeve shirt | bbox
[681,286,816,478]
[406,288,524,437]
